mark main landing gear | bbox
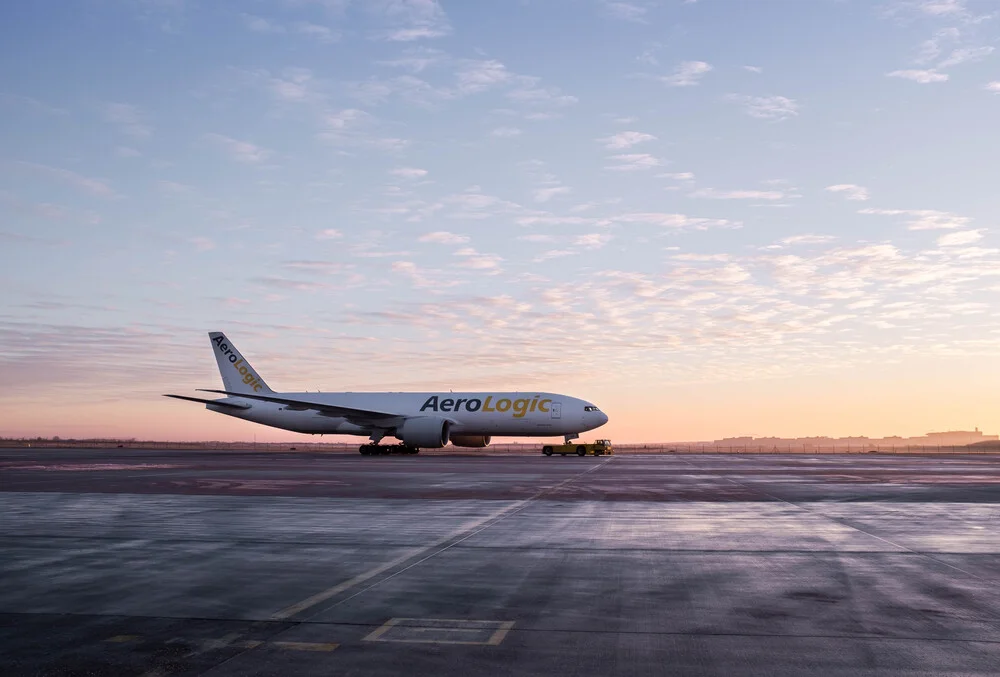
[359,443,420,456]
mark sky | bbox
[1,0,998,443]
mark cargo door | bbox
[551,402,561,419]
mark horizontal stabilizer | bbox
[196,389,402,422]
[163,394,251,410]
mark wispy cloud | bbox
[102,102,151,138]
[419,231,469,244]
[986,81,1000,92]
[315,229,343,240]
[371,0,452,41]
[615,212,740,230]
[887,69,949,83]
[826,184,870,201]
[204,133,270,163]
[0,93,68,116]
[390,167,428,179]
[598,130,656,150]
[13,161,117,198]
[490,126,522,137]
[937,229,983,246]
[860,207,972,230]
[727,94,799,120]
[605,153,662,171]
[690,188,786,200]
[660,61,713,86]
[601,2,648,23]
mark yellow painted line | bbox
[273,457,613,621]
[363,617,401,642]
[487,621,516,646]
[105,635,140,643]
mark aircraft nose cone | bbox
[599,412,609,425]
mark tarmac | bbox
[1,448,998,676]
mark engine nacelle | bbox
[450,435,491,448]
[399,416,451,448]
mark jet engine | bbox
[399,417,451,448]
[450,435,491,448]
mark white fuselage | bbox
[209,391,608,438]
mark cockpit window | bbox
[584,406,601,412]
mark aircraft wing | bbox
[196,389,403,423]
[163,394,251,410]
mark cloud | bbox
[575,233,613,249]
[190,236,215,252]
[615,212,740,230]
[282,260,349,274]
[826,184,870,201]
[266,68,319,102]
[318,108,409,152]
[887,69,949,83]
[985,81,1000,92]
[690,188,786,200]
[660,61,713,86]
[533,249,575,262]
[490,126,522,137]
[252,276,328,291]
[517,233,555,243]
[419,231,469,244]
[658,172,695,181]
[390,167,428,178]
[859,208,972,230]
[914,0,969,17]
[372,0,451,41]
[781,234,838,245]
[534,186,571,202]
[743,65,763,74]
[377,47,446,73]
[599,131,656,150]
[937,229,984,246]
[456,59,512,94]
[938,46,994,68]
[293,21,339,43]
[602,2,648,22]
[454,247,503,273]
[14,161,117,198]
[102,102,151,138]
[727,94,799,120]
[316,229,343,240]
[204,133,270,163]
[242,13,283,34]
[605,153,662,171]
[1,93,68,116]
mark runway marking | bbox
[104,634,139,643]
[364,618,515,645]
[271,457,613,621]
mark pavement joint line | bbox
[678,456,999,589]
[273,457,614,622]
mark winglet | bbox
[208,332,273,394]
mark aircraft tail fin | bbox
[208,332,273,394]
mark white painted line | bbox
[271,458,612,621]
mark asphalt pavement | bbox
[1,448,998,676]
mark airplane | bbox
[165,332,609,455]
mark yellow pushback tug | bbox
[542,439,614,457]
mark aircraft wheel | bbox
[359,445,370,455]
